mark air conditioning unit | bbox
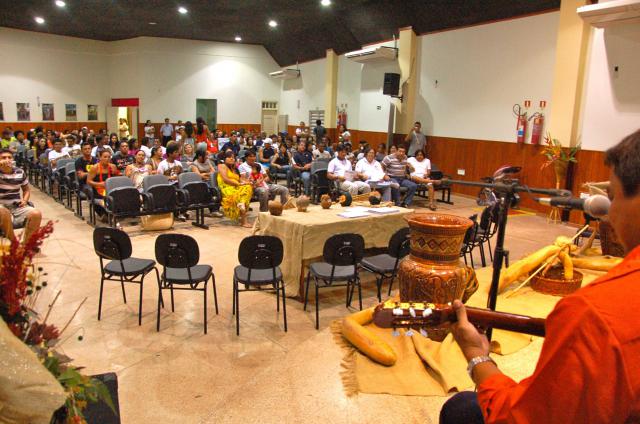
[345,46,398,63]
[269,69,300,79]
[577,0,640,27]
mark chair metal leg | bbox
[315,280,319,330]
[203,282,208,334]
[138,274,145,326]
[170,285,175,312]
[235,280,240,336]
[154,268,164,309]
[97,276,105,320]
[281,280,287,332]
[156,281,162,332]
[376,276,383,302]
[120,277,127,304]
[232,278,236,315]
[211,274,218,314]
[487,238,494,262]
[276,280,280,312]
[303,271,311,311]
[388,276,395,296]
[469,250,475,269]
[357,278,363,310]
[479,243,486,267]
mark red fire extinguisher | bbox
[513,100,530,144]
[529,100,546,145]
[337,109,347,128]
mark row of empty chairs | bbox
[93,226,412,334]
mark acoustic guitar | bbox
[372,300,546,337]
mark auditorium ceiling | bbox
[0,0,560,66]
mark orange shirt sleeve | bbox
[476,295,635,424]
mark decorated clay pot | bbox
[296,195,310,212]
[268,200,283,216]
[339,192,353,207]
[398,213,479,341]
[320,194,332,209]
[369,191,382,205]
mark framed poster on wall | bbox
[42,103,54,121]
[17,103,30,121]
[88,104,98,121]
[65,104,77,121]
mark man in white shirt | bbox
[91,135,114,158]
[327,145,371,196]
[48,138,71,171]
[408,149,439,210]
[139,137,152,159]
[156,142,182,181]
[312,140,332,160]
[160,118,174,146]
[238,150,288,212]
[295,121,309,137]
[355,148,398,201]
[62,135,81,158]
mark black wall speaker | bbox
[383,73,400,96]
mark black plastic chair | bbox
[360,227,410,301]
[304,233,365,329]
[178,172,220,229]
[460,214,480,268]
[232,236,287,335]
[93,227,159,325]
[155,234,218,334]
[142,174,185,215]
[94,176,147,228]
[431,164,453,205]
[62,161,77,211]
[310,163,333,203]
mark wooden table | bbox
[252,205,413,299]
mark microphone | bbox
[535,194,610,218]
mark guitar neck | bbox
[457,307,546,337]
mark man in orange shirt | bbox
[441,129,640,424]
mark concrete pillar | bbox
[548,0,591,147]
[324,49,339,133]
[394,27,418,136]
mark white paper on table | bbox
[367,207,399,214]
[347,206,371,213]
[338,210,372,218]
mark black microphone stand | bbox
[446,179,570,340]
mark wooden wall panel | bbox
[4,121,107,133]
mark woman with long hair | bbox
[87,149,121,221]
[217,150,252,227]
[195,117,210,151]
[190,148,215,182]
[109,133,119,150]
[128,138,139,156]
[126,150,153,190]
[149,146,163,173]
[183,121,196,150]
[182,142,195,162]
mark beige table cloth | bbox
[253,205,413,297]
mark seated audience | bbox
[91,135,113,158]
[295,121,309,137]
[382,145,417,207]
[48,138,70,171]
[327,145,371,196]
[75,142,97,196]
[190,149,215,182]
[182,142,195,162]
[139,137,152,159]
[292,141,313,195]
[356,140,369,161]
[239,151,288,212]
[338,124,351,146]
[375,143,387,162]
[127,138,139,156]
[408,149,440,211]
[355,148,398,201]
[1,130,14,149]
[152,138,167,156]
[125,150,152,190]
[217,150,252,227]
[109,133,119,150]
[258,139,275,169]
[87,149,120,220]
[271,143,292,176]
[112,141,134,173]
[313,140,332,160]
[156,142,183,182]
[0,148,42,241]
[62,135,81,158]
[149,147,164,173]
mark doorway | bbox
[107,106,138,138]
[196,99,217,129]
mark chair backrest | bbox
[155,233,200,268]
[311,160,329,173]
[26,149,35,160]
[462,214,479,245]
[106,176,134,193]
[238,235,283,269]
[178,171,202,188]
[388,227,411,259]
[65,161,76,174]
[142,174,170,192]
[323,233,365,266]
[180,160,190,169]
[479,206,493,231]
[56,158,75,171]
[430,163,444,180]
[93,227,132,260]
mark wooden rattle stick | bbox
[505,225,589,298]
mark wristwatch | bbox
[467,355,496,378]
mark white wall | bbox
[109,37,281,124]
[337,55,362,131]
[0,28,110,122]
[415,12,559,142]
[580,24,640,151]
[279,58,326,127]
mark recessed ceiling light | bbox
[149,22,157,25]
[268,20,277,28]
[321,0,331,6]
[55,0,66,7]
[178,6,188,14]
[234,36,242,42]
[34,17,45,24]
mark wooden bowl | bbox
[531,267,583,297]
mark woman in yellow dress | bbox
[217,150,253,227]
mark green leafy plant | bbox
[540,133,581,170]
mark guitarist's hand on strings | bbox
[450,300,490,361]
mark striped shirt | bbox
[0,167,28,205]
[382,154,409,178]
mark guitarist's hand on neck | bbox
[451,300,502,385]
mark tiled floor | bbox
[30,189,577,423]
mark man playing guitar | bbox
[442,129,640,423]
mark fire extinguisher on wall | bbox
[513,100,530,144]
[529,100,546,145]
[337,108,347,128]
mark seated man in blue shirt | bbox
[292,141,313,196]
